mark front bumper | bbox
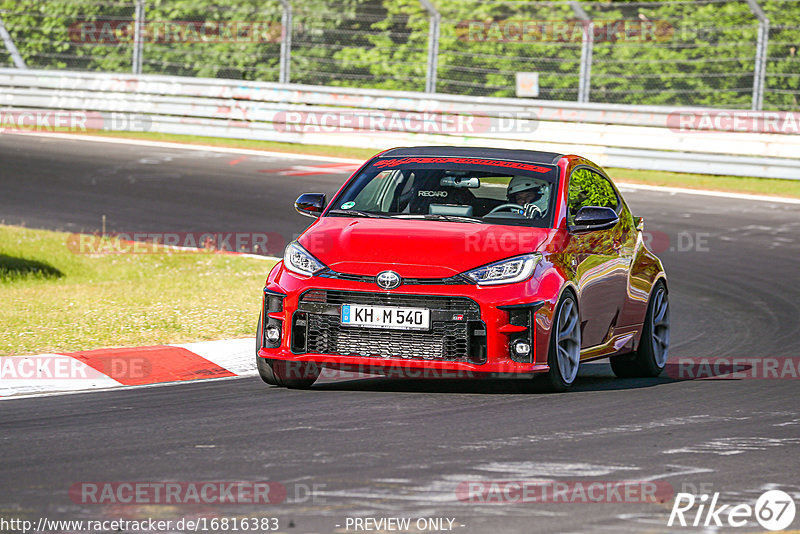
[258,263,556,376]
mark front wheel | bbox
[540,292,581,392]
[255,314,319,388]
[610,281,670,378]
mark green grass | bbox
[81,131,800,200]
[0,225,275,356]
[607,168,800,199]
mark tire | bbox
[610,281,670,378]
[255,314,320,389]
[540,291,581,392]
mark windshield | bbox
[326,156,560,227]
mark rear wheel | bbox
[610,281,669,378]
[540,292,581,392]
[255,314,319,389]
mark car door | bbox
[566,167,630,349]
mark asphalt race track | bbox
[1,133,799,533]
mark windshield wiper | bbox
[427,214,484,224]
[394,214,483,224]
[327,209,393,219]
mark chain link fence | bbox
[290,1,428,90]
[763,0,800,110]
[437,1,583,101]
[1,0,798,110]
[584,0,762,109]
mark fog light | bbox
[265,325,281,344]
[513,340,531,357]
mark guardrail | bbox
[1,69,799,179]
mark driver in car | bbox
[506,176,549,218]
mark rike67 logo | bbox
[668,490,796,531]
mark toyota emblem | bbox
[376,270,402,290]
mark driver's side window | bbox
[567,168,619,225]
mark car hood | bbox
[299,216,552,278]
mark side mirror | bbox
[295,193,326,218]
[572,206,619,232]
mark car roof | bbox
[378,146,564,166]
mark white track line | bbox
[0,373,253,401]
[165,243,279,262]
[8,131,800,204]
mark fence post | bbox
[745,0,769,110]
[132,0,145,74]
[278,0,292,84]
[418,0,440,93]
[570,1,593,103]
[0,14,27,69]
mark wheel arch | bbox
[534,281,579,366]
[558,282,579,307]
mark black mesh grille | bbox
[297,290,483,363]
[307,314,471,361]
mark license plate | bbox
[341,304,430,331]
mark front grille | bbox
[295,290,485,363]
[307,314,472,361]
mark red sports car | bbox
[256,147,669,391]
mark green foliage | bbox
[761,0,800,110]
[0,0,282,79]
[0,0,797,109]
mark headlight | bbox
[283,241,326,276]
[463,253,541,286]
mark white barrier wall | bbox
[1,69,799,179]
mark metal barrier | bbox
[2,0,800,110]
[1,68,798,179]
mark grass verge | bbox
[0,224,275,356]
[95,130,380,160]
[82,131,800,200]
[608,168,800,199]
